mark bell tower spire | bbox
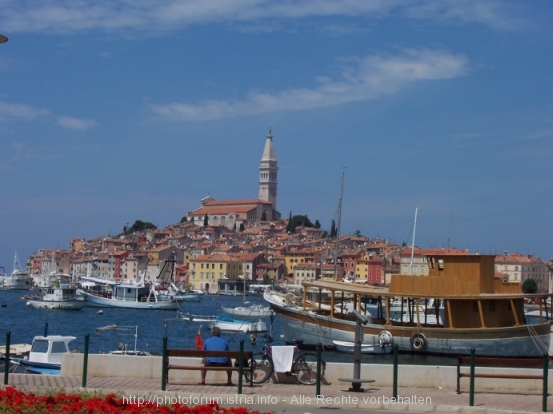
[259,128,278,212]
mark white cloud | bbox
[149,48,468,121]
[0,101,49,120]
[0,0,521,34]
[57,116,98,131]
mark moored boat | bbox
[265,253,551,357]
[220,303,272,318]
[2,251,32,290]
[10,335,77,375]
[81,283,178,310]
[26,283,87,310]
[214,314,267,333]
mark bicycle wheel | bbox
[244,352,274,384]
[292,353,324,385]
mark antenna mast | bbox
[333,171,345,281]
[409,208,418,275]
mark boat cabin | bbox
[29,335,76,365]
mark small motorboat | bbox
[10,335,77,374]
[214,314,267,333]
[220,304,273,318]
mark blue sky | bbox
[1,1,552,270]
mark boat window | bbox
[31,340,49,353]
[51,341,68,353]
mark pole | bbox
[238,340,244,394]
[469,348,475,407]
[82,334,89,388]
[316,342,322,397]
[3,331,10,385]
[161,336,167,391]
[393,344,398,400]
[543,352,548,413]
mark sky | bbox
[1,0,552,270]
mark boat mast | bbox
[409,208,418,275]
[334,172,345,281]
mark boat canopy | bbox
[80,276,117,285]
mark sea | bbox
[0,289,457,366]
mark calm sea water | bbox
[0,289,456,366]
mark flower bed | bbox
[0,387,269,414]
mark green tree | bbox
[180,216,188,223]
[314,220,321,229]
[330,220,337,238]
[203,213,208,227]
[125,220,157,234]
[239,223,245,232]
[287,215,314,233]
[522,278,538,294]
[286,211,292,233]
[353,229,362,237]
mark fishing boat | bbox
[220,303,272,318]
[2,251,32,290]
[332,340,391,354]
[10,334,77,375]
[264,252,552,357]
[178,312,218,324]
[80,278,178,310]
[153,252,203,303]
[25,283,87,310]
[214,314,267,333]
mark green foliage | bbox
[239,223,245,232]
[314,220,321,229]
[125,220,157,234]
[330,219,337,238]
[287,215,315,233]
[180,216,187,223]
[353,229,362,237]
[203,213,208,227]
[522,278,538,294]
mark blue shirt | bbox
[203,335,229,364]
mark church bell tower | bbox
[259,129,278,212]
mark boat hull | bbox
[220,305,272,318]
[27,299,87,310]
[267,294,551,357]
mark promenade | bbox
[3,373,551,413]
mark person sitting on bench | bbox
[199,326,233,385]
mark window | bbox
[51,341,68,353]
[31,340,49,353]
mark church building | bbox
[186,130,281,229]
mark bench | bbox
[457,354,549,411]
[164,349,254,389]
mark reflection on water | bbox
[0,289,457,365]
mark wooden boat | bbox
[264,253,551,357]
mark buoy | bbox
[97,310,103,314]
[26,302,31,306]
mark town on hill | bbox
[16,130,553,294]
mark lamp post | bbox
[0,35,8,43]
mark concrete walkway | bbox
[3,373,551,413]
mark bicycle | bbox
[244,334,325,385]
